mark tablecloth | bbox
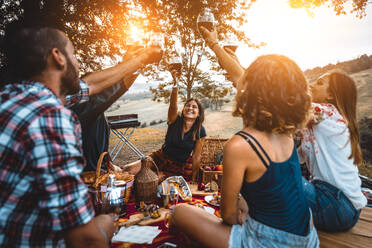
[112,194,220,248]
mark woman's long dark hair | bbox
[327,71,363,165]
[180,98,205,141]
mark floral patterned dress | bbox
[298,103,367,210]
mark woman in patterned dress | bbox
[299,71,367,232]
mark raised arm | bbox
[84,47,162,95]
[168,69,181,124]
[200,27,245,87]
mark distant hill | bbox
[304,55,372,119]
[304,54,372,82]
[350,68,372,119]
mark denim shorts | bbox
[302,178,361,232]
[229,212,319,248]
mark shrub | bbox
[360,117,372,163]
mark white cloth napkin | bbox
[112,225,162,244]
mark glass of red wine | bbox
[197,8,215,36]
[223,34,239,52]
[147,32,164,63]
[168,56,182,76]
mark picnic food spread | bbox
[159,176,192,201]
[203,164,223,171]
[205,194,221,207]
[138,202,161,219]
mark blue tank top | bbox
[237,131,310,236]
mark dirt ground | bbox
[108,128,165,166]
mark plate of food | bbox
[158,176,192,201]
[204,194,221,207]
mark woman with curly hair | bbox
[171,54,319,247]
[298,71,367,232]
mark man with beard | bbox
[0,27,160,247]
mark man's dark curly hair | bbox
[3,24,68,82]
[233,54,311,134]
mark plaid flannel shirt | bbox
[0,80,94,247]
[65,80,89,107]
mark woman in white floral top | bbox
[298,71,367,232]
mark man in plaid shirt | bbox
[0,26,161,247]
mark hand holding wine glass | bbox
[138,46,163,66]
[197,9,215,35]
[168,56,182,82]
[199,26,218,49]
[145,32,164,64]
[122,45,144,63]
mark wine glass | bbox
[147,32,165,50]
[223,34,239,53]
[147,32,165,64]
[197,8,215,35]
[126,24,146,51]
[168,56,182,76]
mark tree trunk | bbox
[187,84,191,100]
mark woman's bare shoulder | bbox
[224,134,257,163]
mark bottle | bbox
[103,174,127,217]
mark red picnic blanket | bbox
[112,195,220,248]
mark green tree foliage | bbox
[1,0,369,97]
[0,0,134,74]
[136,0,261,103]
[288,0,370,18]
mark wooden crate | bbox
[199,138,228,186]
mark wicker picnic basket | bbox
[83,152,134,204]
[199,138,228,186]
[134,156,159,203]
